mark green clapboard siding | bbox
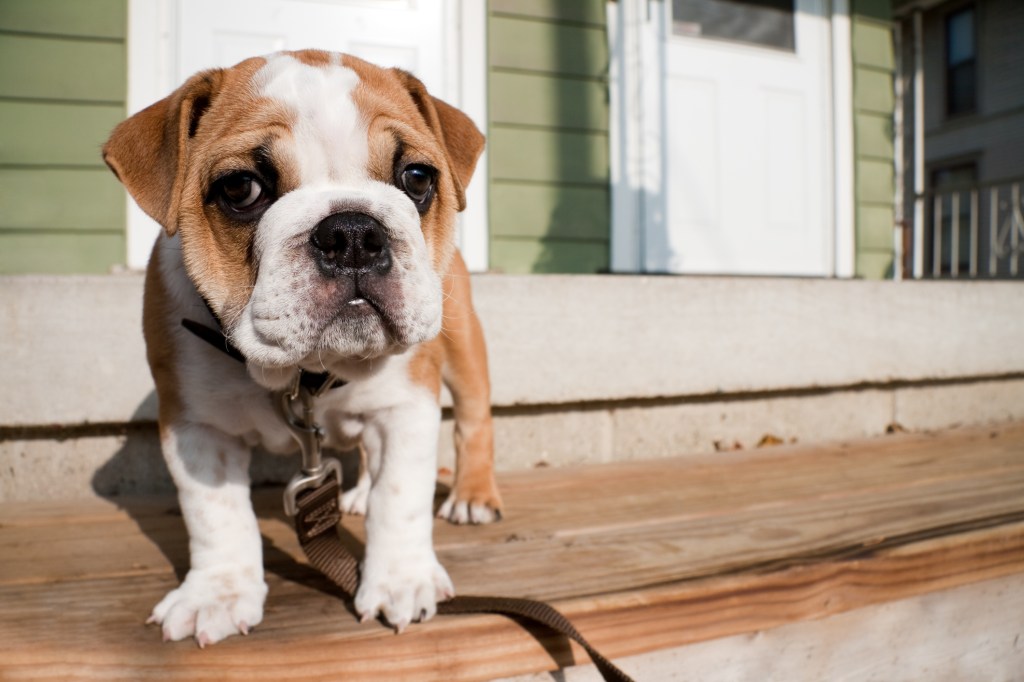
[857,159,895,205]
[852,18,895,70]
[854,67,895,114]
[487,2,610,273]
[490,184,609,240]
[0,169,124,230]
[490,127,609,185]
[855,249,895,280]
[490,236,609,274]
[858,204,897,251]
[490,71,608,131]
[855,111,894,159]
[0,2,127,274]
[0,34,126,102]
[0,0,125,39]
[851,0,895,280]
[489,0,607,25]
[489,16,608,79]
[0,100,123,166]
[0,232,125,274]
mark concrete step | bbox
[2,274,1024,500]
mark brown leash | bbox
[178,318,635,680]
[293,473,636,682]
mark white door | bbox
[127,0,490,271]
[649,0,834,276]
[176,0,447,95]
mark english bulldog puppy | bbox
[103,50,502,646]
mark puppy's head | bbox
[104,50,483,380]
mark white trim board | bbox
[125,0,177,270]
[607,0,663,273]
[452,0,489,272]
[831,0,856,278]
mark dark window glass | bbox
[673,0,796,52]
[946,7,976,115]
[932,164,976,191]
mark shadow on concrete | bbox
[532,7,612,275]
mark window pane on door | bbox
[673,0,796,52]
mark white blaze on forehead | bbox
[254,53,368,184]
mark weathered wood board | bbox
[500,573,1024,681]
[1,422,1023,680]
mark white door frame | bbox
[607,0,662,273]
[125,0,489,272]
[608,0,855,277]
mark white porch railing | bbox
[912,177,1024,279]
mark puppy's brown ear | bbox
[394,69,485,212]
[102,69,223,234]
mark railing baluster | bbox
[913,195,925,278]
[1013,183,1021,277]
[951,192,960,277]
[990,187,999,276]
[969,189,978,278]
[912,178,1024,280]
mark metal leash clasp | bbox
[277,372,343,516]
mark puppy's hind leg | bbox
[340,445,371,515]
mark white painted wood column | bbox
[831,0,856,278]
[608,0,664,273]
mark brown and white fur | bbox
[103,50,502,646]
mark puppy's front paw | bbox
[355,552,454,632]
[149,568,268,646]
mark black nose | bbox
[310,212,391,275]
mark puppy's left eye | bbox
[400,164,436,207]
[215,172,270,215]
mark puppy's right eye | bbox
[215,172,269,215]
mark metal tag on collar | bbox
[278,370,343,516]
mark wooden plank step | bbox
[1,422,1023,681]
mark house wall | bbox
[0,0,127,274]
[1,0,896,279]
[894,0,1024,277]
[920,0,1024,181]
[851,0,898,279]
[486,0,611,273]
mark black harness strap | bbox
[181,317,344,392]
[181,318,247,363]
